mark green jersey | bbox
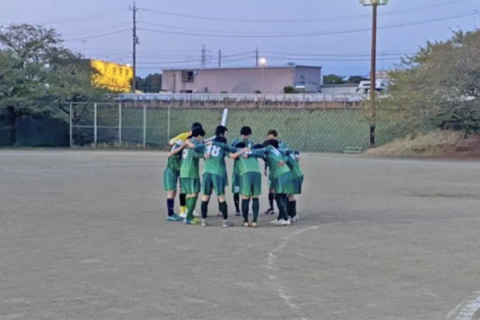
[285,153,303,178]
[231,138,254,175]
[180,138,203,179]
[167,142,182,172]
[250,146,289,178]
[194,143,230,178]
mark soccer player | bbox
[164,139,186,222]
[169,122,202,218]
[179,127,205,225]
[229,142,264,228]
[189,132,241,228]
[285,150,303,222]
[230,127,255,216]
[249,140,292,226]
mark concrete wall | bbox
[321,84,359,95]
[163,67,299,94]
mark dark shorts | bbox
[290,175,304,195]
[240,172,262,197]
[180,178,201,194]
[202,173,227,196]
[232,174,241,194]
[271,172,293,195]
[163,168,179,191]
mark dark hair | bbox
[215,125,228,136]
[253,144,264,149]
[235,142,246,148]
[264,139,279,149]
[214,136,227,144]
[240,126,252,136]
[267,129,278,137]
[191,122,203,130]
[192,127,206,137]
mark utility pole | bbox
[130,2,139,93]
[201,45,206,68]
[255,47,259,67]
[218,50,222,68]
[360,0,388,148]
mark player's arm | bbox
[229,148,249,159]
[213,141,238,153]
[168,143,186,157]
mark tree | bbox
[347,75,368,84]
[323,74,345,85]
[137,73,162,93]
[283,86,295,94]
[379,30,480,135]
[0,24,106,145]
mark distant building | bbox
[321,84,359,95]
[161,65,322,94]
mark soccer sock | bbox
[201,201,209,219]
[268,193,274,210]
[287,200,294,218]
[219,201,228,220]
[234,194,240,213]
[167,198,175,216]
[180,193,186,213]
[275,194,288,220]
[252,198,260,222]
[186,196,197,220]
[241,199,250,223]
[291,200,297,218]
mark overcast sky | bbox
[1,0,478,77]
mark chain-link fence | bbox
[68,101,400,153]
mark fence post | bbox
[94,102,98,146]
[143,103,147,148]
[118,102,122,146]
[167,103,171,144]
[69,102,73,148]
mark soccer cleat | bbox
[192,217,200,224]
[283,219,292,226]
[179,212,187,219]
[184,218,198,225]
[223,220,234,228]
[235,212,241,217]
[243,222,250,227]
[167,214,182,222]
[193,210,200,217]
[201,219,208,227]
[251,222,258,228]
[264,208,274,215]
[273,219,291,226]
[271,219,279,225]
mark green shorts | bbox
[180,177,201,194]
[163,168,179,191]
[232,174,241,194]
[290,175,304,195]
[271,172,293,195]
[240,172,262,197]
[202,173,226,196]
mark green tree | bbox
[137,73,162,93]
[379,30,480,135]
[322,74,345,85]
[283,86,295,94]
[347,75,368,84]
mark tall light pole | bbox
[360,0,388,148]
[259,57,267,94]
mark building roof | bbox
[162,65,322,72]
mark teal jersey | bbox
[180,138,203,179]
[167,142,182,172]
[231,138,254,175]
[286,153,303,178]
[250,146,289,178]
[195,143,230,178]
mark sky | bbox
[1,0,478,77]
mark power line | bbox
[137,12,476,38]
[63,29,130,42]
[138,0,470,24]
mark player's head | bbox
[214,136,227,144]
[264,139,279,149]
[267,129,278,140]
[192,122,203,130]
[192,127,206,139]
[234,141,246,148]
[215,125,228,138]
[240,126,252,140]
[253,144,264,149]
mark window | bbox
[181,70,195,83]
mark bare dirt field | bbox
[1,150,480,320]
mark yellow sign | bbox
[90,60,133,93]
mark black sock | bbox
[167,198,175,216]
[268,193,274,210]
[201,201,209,219]
[252,198,260,222]
[241,199,250,223]
[291,200,297,218]
[219,201,228,220]
[179,193,186,207]
[275,194,288,220]
[287,200,294,218]
[234,194,240,213]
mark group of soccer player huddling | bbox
[163,122,304,228]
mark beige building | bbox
[162,65,322,94]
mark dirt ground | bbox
[1,150,480,320]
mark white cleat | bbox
[273,219,291,226]
[193,210,200,217]
[179,212,187,219]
